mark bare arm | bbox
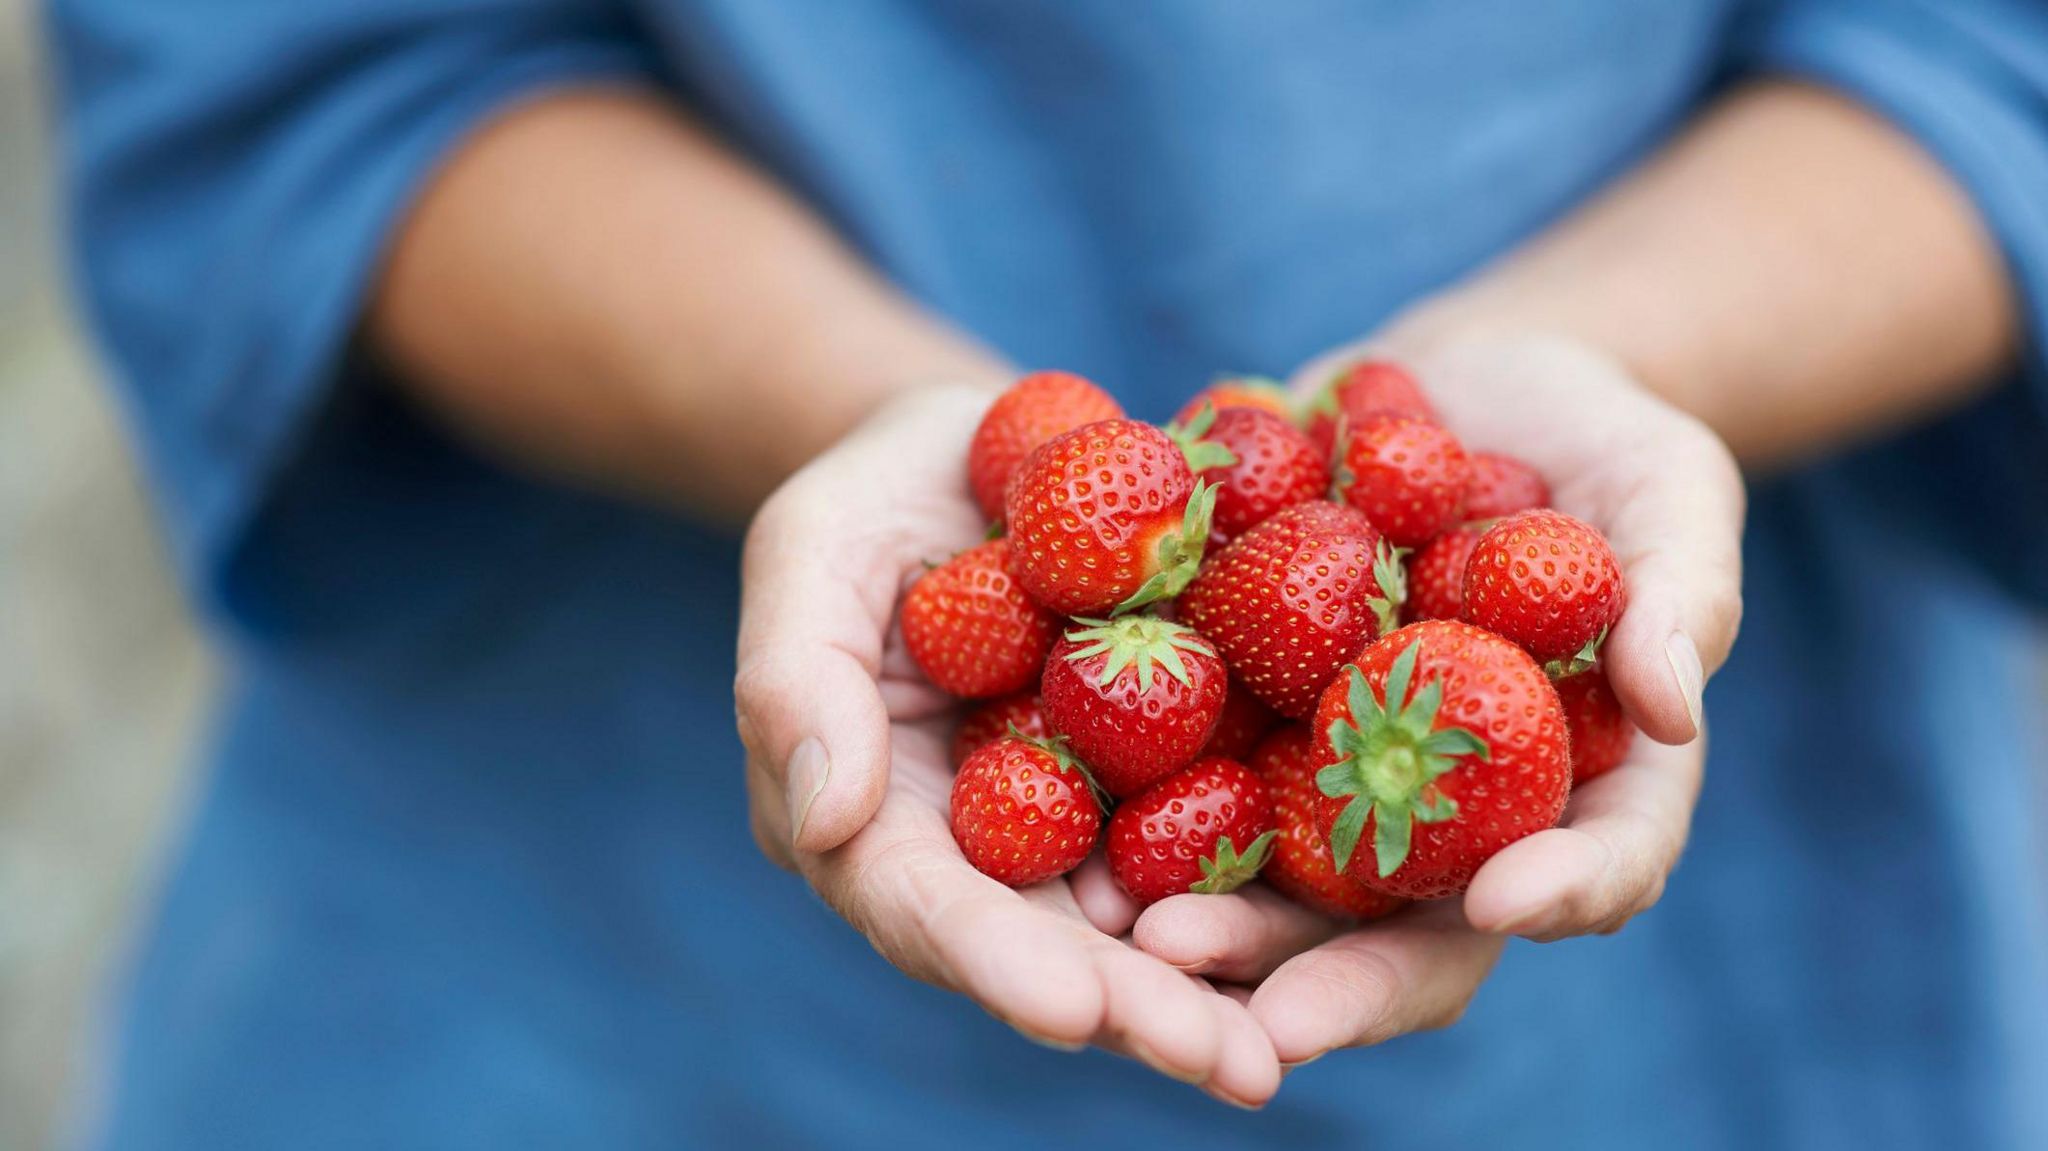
[366,88,1006,521]
[1396,80,2019,468]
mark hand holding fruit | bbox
[735,383,1284,1107]
[1138,332,1744,1064]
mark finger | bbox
[1069,851,1142,938]
[1248,902,1505,1064]
[807,824,1109,1047]
[1463,731,1704,939]
[1086,943,1230,1083]
[1202,993,1283,1109]
[1585,412,1744,744]
[1132,886,1343,982]
[745,755,797,871]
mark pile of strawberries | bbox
[901,366,1632,917]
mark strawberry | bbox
[1006,419,1216,617]
[1107,757,1277,906]
[1461,509,1626,670]
[1404,526,1482,623]
[968,371,1125,522]
[1557,667,1635,784]
[1307,360,1438,454]
[1248,725,1406,920]
[1313,620,1570,900]
[951,734,1103,886]
[951,692,1049,768]
[899,540,1061,699]
[1333,413,1472,548]
[1180,501,1405,720]
[1172,376,1296,427]
[1039,616,1228,797]
[1170,404,1329,543]
[1198,678,1279,760]
[1463,452,1551,521]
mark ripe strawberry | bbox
[1313,621,1570,900]
[1006,419,1216,617]
[1333,413,1472,548]
[1461,509,1626,670]
[1463,452,1551,521]
[1172,376,1296,427]
[1557,667,1635,784]
[1170,404,1329,543]
[951,734,1103,886]
[1198,679,1278,760]
[899,540,1060,699]
[1039,616,1228,797]
[1248,725,1406,920]
[1307,360,1439,454]
[1179,501,1404,720]
[968,371,1125,522]
[951,692,1049,768]
[1405,526,1482,623]
[1107,757,1277,906]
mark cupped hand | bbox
[1134,331,1745,1065]
[734,384,1283,1107]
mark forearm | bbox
[368,88,1007,520]
[1393,81,2019,468]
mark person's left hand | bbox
[1108,329,1744,1066]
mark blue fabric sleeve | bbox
[46,0,656,590]
[1733,0,2048,605]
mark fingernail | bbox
[1491,906,1561,940]
[786,738,831,844]
[1019,1030,1086,1053]
[1203,1085,1262,1111]
[1280,1052,1325,1072]
[1128,1039,1205,1085]
[1664,631,1704,739]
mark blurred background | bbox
[0,2,214,1146]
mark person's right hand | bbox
[734,384,1284,1108]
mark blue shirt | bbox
[48,2,2048,1148]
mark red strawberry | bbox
[968,371,1125,522]
[900,540,1059,699]
[1040,616,1228,797]
[1557,667,1635,784]
[1461,509,1626,670]
[1180,501,1405,719]
[951,692,1049,767]
[1463,452,1551,521]
[1405,526,1482,623]
[1307,360,1439,454]
[1312,620,1570,900]
[1107,757,1276,905]
[1248,725,1406,920]
[1006,419,1216,617]
[1172,376,1296,427]
[1333,413,1472,548]
[1170,405,1330,543]
[1198,679,1279,760]
[951,734,1103,886]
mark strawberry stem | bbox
[1062,616,1215,692]
[1316,642,1489,877]
[1164,401,1239,473]
[1111,480,1217,615]
[1189,830,1278,895]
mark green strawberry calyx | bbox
[1112,480,1219,615]
[1366,539,1410,637]
[1316,642,1490,878]
[1188,830,1278,895]
[1163,401,1241,474]
[1009,725,1110,812]
[1062,615,1216,692]
[1542,627,1608,680]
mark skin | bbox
[370,80,2017,1104]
